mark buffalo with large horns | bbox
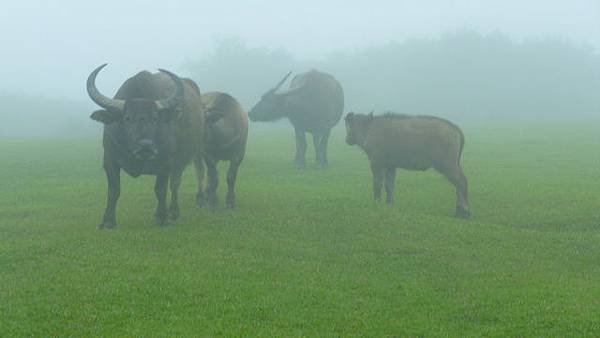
[248,69,344,168]
[87,64,205,228]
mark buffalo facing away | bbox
[197,92,248,209]
[248,69,344,168]
[87,64,205,228]
[345,112,470,218]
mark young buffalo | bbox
[196,92,248,209]
[345,112,470,218]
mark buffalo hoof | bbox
[455,207,471,219]
[97,222,117,230]
[296,161,306,169]
[196,192,205,208]
[207,194,218,212]
[169,208,180,220]
[155,217,170,227]
[226,196,236,209]
[154,212,169,227]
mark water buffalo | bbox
[248,69,344,168]
[344,112,470,218]
[87,64,205,228]
[195,92,248,209]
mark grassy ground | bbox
[2,122,600,336]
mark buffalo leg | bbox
[370,162,384,201]
[436,163,470,219]
[99,161,120,229]
[385,167,396,204]
[205,157,219,210]
[294,127,307,168]
[312,133,321,164]
[225,159,242,209]
[194,155,205,208]
[168,166,185,220]
[154,174,170,226]
[319,130,331,167]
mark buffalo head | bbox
[344,111,374,146]
[248,71,293,122]
[87,64,184,160]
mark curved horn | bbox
[273,71,292,91]
[87,63,125,112]
[156,69,185,111]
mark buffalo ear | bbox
[345,112,354,122]
[206,111,224,125]
[90,110,119,124]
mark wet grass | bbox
[2,122,600,336]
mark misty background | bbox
[1,0,599,137]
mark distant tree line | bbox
[2,30,598,137]
[187,31,600,121]
[0,93,96,137]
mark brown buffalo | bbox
[196,92,248,209]
[87,64,205,227]
[345,112,470,218]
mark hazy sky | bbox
[1,0,599,100]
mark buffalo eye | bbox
[124,115,133,123]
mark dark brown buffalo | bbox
[345,112,470,218]
[248,69,344,168]
[196,92,248,209]
[87,64,205,228]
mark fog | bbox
[1,0,599,136]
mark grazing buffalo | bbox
[344,112,470,218]
[248,69,344,168]
[87,64,205,228]
[196,92,248,209]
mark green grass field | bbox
[2,122,600,336]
